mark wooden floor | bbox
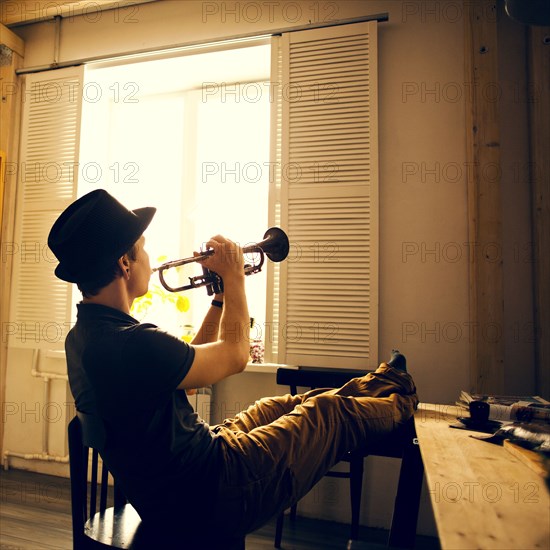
[0,469,440,550]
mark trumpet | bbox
[152,227,289,294]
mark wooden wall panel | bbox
[464,2,505,394]
[0,23,24,457]
[528,26,550,399]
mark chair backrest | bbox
[77,410,106,452]
[68,413,127,549]
[276,366,371,395]
[68,414,247,550]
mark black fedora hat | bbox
[48,189,156,283]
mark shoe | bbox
[388,349,407,372]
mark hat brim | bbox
[54,206,156,283]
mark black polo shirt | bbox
[65,303,222,525]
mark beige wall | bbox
[2,0,534,537]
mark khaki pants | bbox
[211,363,418,535]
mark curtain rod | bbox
[16,13,389,75]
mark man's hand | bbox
[196,235,244,282]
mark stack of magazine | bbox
[457,391,550,423]
[457,392,550,468]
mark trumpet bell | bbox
[257,227,289,263]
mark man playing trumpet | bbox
[48,189,418,544]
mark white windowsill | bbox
[245,363,298,374]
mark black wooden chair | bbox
[274,367,423,548]
[68,412,245,549]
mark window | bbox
[10,22,379,369]
[78,44,271,335]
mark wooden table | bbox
[415,403,550,550]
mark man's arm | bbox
[177,237,250,390]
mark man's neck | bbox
[82,279,132,314]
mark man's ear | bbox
[118,255,130,277]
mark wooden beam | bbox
[464,1,504,394]
[527,25,550,399]
[0,36,23,418]
[0,23,24,56]
[0,43,23,459]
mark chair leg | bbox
[114,483,126,509]
[349,456,364,540]
[289,503,297,521]
[274,512,284,548]
[388,432,424,548]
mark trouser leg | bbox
[213,393,306,433]
[214,364,411,434]
[214,363,417,534]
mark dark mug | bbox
[469,401,490,424]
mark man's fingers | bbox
[196,236,244,277]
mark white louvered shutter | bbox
[277,21,379,369]
[9,67,84,349]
